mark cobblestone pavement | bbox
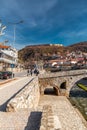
[0,76,87,130]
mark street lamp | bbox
[8,20,23,47]
[8,20,23,76]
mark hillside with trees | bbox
[18,42,87,66]
[18,44,64,62]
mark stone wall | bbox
[6,78,40,112]
[39,69,87,78]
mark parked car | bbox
[0,71,13,79]
[71,65,81,70]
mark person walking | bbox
[27,69,29,76]
[36,69,39,76]
[34,69,39,76]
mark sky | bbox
[0,0,87,50]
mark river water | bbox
[69,79,87,120]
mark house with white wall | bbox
[0,44,18,71]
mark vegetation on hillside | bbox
[67,41,87,52]
[18,42,87,64]
[18,45,64,63]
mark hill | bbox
[18,44,64,63]
[18,42,87,63]
[67,41,87,52]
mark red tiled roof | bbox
[0,45,10,49]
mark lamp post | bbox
[8,20,23,76]
[8,20,23,48]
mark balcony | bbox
[0,57,17,64]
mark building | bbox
[0,44,18,71]
[50,43,63,46]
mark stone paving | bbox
[0,75,87,130]
[38,95,87,130]
[0,95,87,130]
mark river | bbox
[69,78,87,121]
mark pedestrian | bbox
[13,73,15,78]
[27,69,29,76]
[36,70,39,76]
[34,69,39,76]
[34,69,37,75]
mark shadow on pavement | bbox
[24,111,42,130]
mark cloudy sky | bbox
[0,0,87,49]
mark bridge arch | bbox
[60,82,66,89]
[39,69,87,97]
[59,81,67,96]
[44,85,59,95]
[69,78,87,98]
[67,75,87,96]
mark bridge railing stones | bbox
[39,69,87,78]
[6,77,40,112]
[40,105,61,130]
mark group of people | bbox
[27,68,39,76]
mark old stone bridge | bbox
[38,69,87,97]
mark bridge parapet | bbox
[6,77,40,112]
[39,69,87,78]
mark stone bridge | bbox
[38,69,87,97]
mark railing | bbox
[39,69,87,78]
